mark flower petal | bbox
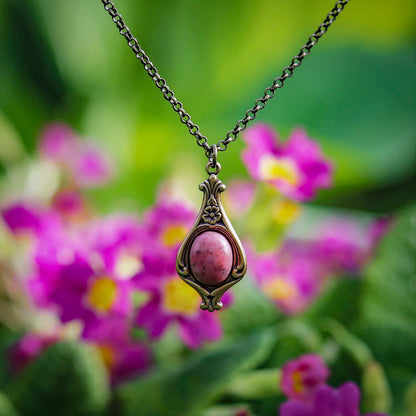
[338,382,361,416]
[313,384,339,416]
[242,124,333,201]
[279,399,314,416]
[39,123,79,161]
[136,297,171,338]
[71,145,113,187]
[178,310,222,349]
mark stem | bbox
[320,318,373,367]
[224,368,282,399]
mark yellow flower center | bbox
[292,370,304,393]
[259,156,300,186]
[114,253,143,280]
[162,224,188,247]
[272,200,302,225]
[262,278,297,301]
[163,277,200,315]
[87,277,118,313]
[96,344,115,370]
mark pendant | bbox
[176,158,247,311]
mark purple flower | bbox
[142,197,196,251]
[32,237,126,332]
[242,124,333,201]
[279,400,314,416]
[314,217,392,274]
[82,215,147,281]
[93,339,151,385]
[28,215,146,339]
[51,189,87,221]
[279,382,388,416]
[1,201,62,238]
[280,354,330,402]
[248,213,391,314]
[85,319,151,385]
[39,123,113,188]
[10,324,151,386]
[71,145,113,187]
[223,180,257,218]
[39,123,78,161]
[248,244,324,315]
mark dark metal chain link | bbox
[101,0,350,159]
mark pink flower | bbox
[28,216,145,339]
[94,338,151,385]
[82,215,147,281]
[248,244,324,315]
[280,354,330,402]
[223,180,257,218]
[9,324,151,386]
[142,197,196,252]
[249,214,391,314]
[314,217,392,274]
[72,145,113,187]
[51,189,87,221]
[279,382,388,416]
[39,123,113,187]
[85,319,151,385]
[1,201,62,238]
[135,255,224,349]
[242,124,333,201]
[39,123,78,161]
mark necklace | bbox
[101,0,350,311]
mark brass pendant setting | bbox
[176,161,247,311]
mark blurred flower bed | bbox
[0,1,415,415]
[1,121,414,416]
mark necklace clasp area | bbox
[205,144,221,175]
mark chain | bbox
[101,0,350,160]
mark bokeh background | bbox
[1,0,415,209]
[0,0,415,415]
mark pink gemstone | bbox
[190,231,233,286]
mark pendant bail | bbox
[205,144,221,174]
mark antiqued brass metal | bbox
[176,174,247,311]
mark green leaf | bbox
[362,361,392,414]
[357,204,416,412]
[320,319,373,368]
[263,319,322,370]
[115,328,276,416]
[224,368,281,400]
[405,379,416,416]
[358,204,416,364]
[0,0,71,153]
[305,277,364,327]
[0,391,19,416]
[7,342,110,416]
[0,325,20,387]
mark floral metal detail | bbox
[202,196,221,224]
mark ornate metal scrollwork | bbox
[176,174,247,311]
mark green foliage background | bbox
[0,0,414,210]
